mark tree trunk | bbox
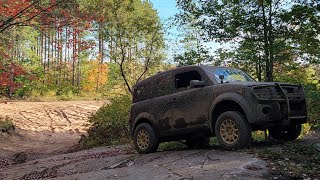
[43,30,47,77]
[261,0,271,82]
[57,26,60,86]
[255,60,262,82]
[77,34,81,87]
[47,29,50,72]
[72,28,76,86]
[64,26,68,84]
[66,26,70,84]
[267,1,274,82]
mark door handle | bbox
[171,98,177,103]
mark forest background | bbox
[0,0,319,128]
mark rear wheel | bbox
[215,111,252,150]
[269,124,301,141]
[134,123,159,154]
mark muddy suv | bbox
[129,65,308,153]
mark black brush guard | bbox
[252,83,308,124]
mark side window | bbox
[175,71,202,89]
[133,72,173,102]
[155,73,172,97]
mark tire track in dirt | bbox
[0,101,105,133]
[0,101,106,163]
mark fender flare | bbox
[132,112,159,136]
[209,93,253,132]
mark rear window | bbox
[133,72,172,102]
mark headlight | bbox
[252,86,283,100]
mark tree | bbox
[82,60,109,92]
[80,0,165,94]
[0,0,96,97]
[0,0,165,98]
[0,61,31,97]
[173,24,213,66]
[174,45,212,65]
[0,0,64,33]
[177,0,320,82]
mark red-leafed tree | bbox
[0,0,62,33]
[0,62,31,97]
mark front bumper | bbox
[249,83,308,126]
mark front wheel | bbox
[134,123,159,154]
[269,124,302,141]
[215,111,252,150]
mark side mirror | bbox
[219,75,224,83]
[190,80,206,88]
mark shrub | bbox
[81,95,132,148]
[305,83,320,129]
[0,117,14,133]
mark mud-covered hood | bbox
[223,81,300,87]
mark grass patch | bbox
[158,142,186,151]
[0,117,14,132]
[252,130,267,142]
[158,137,220,151]
[253,141,320,179]
[209,137,219,146]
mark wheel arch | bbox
[209,93,251,134]
[132,112,158,137]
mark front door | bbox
[170,70,210,130]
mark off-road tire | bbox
[134,123,159,154]
[185,136,210,149]
[215,111,252,150]
[269,124,302,141]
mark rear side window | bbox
[175,71,201,89]
[133,72,172,102]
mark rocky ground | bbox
[2,101,311,180]
[0,146,269,180]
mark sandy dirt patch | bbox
[0,101,105,164]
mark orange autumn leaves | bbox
[82,60,108,92]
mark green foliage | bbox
[0,0,166,99]
[257,142,320,178]
[252,131,266,142]
[274,65,320,128]
[158,142,186,151]
[80,0,165,94]
[0,117,14,132]
[177,1,320,81]
[174,45,213,65]
[301,123,312,137]
[81,95,131,148]
[306,85,320,128]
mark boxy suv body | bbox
[129,66,308,153]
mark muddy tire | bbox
[186,136,210,149]
[215,111,252,150]
[134,123,159,154]
[269,124,301,141]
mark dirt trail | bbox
[0,101,105,163]
[0,101,270,180]
[0,101,105,133]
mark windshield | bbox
[214,68,255,83]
